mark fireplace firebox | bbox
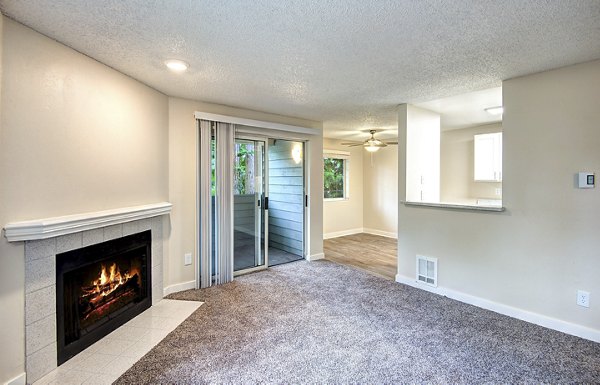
[56,230,152,364]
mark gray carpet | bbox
[115,260,600,384]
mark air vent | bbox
[416,255,437,287]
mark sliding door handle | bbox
[264,197,269,210]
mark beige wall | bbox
[440,123,502,204]
[168,97,324,287]
[398,60,600,335]
[363,145,398,236]
[322,138,364,237]
[0,18,169,382]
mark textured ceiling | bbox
[1,1,599,140]
[415,87,502,131]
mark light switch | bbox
[184,253,192,266]
[578,172,595,189]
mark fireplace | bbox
[56,230,152,364]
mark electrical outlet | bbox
[577,290,590,308]
[184,252,192,266]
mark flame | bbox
[85,263,139,301]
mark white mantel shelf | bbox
[4,202,172,242]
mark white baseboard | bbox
[4,373,26,385]
[395,274,600,343]
[163,280,196,296]
[363,228,397,239]
[307,253,325,261]
[323,228,363,239]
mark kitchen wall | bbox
[0,17,169,382]
[440,123,502,204]
[397,60,600,339]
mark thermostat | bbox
[578,172,595,188]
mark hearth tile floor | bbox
[33,299,202,385]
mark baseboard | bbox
[307,253,325,261]
[395,274,600,343]
[163,280,196,296]
[323,228,363,239]
[363,228,397,239]
[4,373,26,385]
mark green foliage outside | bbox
[324,158,345,198]
[210,141,255,196]
[234,143,254,195]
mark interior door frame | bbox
[233,134,269,276]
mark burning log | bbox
[79,273,140,319]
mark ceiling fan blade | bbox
[340,142,360,145]
[384,141,398,145]
[342,143,365,147]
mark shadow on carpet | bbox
[115,260,600,384]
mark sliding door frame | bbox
[195,112,317,288]
[233,134,269,277]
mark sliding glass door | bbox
[233,138,267,274]
[267,139,305,266]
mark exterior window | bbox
[324,157,348,199]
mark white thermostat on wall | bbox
[578,172,595,188]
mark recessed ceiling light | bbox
[164,59,189,72]
[485,106,503,116]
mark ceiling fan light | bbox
[365,145,380,152]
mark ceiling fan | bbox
[341,130,398,152]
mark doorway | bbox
[233,136,306,275]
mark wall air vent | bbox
[416,255,437,287]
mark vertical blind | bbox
[198,120,235,288]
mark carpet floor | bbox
[115,260,600,384]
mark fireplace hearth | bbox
[56,230,152,364]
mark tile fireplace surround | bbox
[4,203,172,384]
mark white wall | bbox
[405,106,441,203]
[0,17,169,382]
[440,123,502,204]
[322,138,364,238]
[168,97,324,288]
[363,145,398,237]
[398,60,600,340]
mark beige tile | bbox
[107,325,149,342]
[86,338,136,356]
[102,356,138,378]
[73,353,118,374]
[46,369,92,385]
[81,371,121,385]
[58,349,94,371]
[119,345,149,361]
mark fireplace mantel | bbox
[4,202,172,242]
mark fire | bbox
[86,263,139,300]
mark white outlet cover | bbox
[577,290,590,308]
[184,253,192,266]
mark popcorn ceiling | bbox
[1,0,599,137]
